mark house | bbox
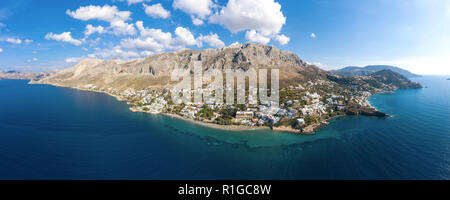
[285,113,295,118]
[336,106,345,111]
[297,118,305,126]
[277,109,287,115]
[310,93,320,99]
[236,111,254,119]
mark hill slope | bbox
[331,65,420,78]
[368,70,422,89]
[34,43,330,90]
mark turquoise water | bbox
[0,76,448,179]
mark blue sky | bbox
[0,0,449,74]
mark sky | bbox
[0,0,449,75]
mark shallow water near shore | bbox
[0,76,449,179]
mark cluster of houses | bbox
[81,82,373,130]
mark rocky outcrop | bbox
[344,104,387,117]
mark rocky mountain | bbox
[33,43,421,93]
[331,65,420,78]
[34,43,328,90]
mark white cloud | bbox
[66,5,131,22]
[144,3,170,19]
[84,25,105,38]
[197,33,225,47]
[85,37,102,47]
[135,21,173,45]
[109,20,137,36]
[25,39,33,44]
[32,58,38,61]
[0,48,3,52]
[6,38,22,44]
[245,30,270,44]
[67,5,136,36]
[121,37,165,52]
[65,57,85,63]
[121,21,202,55]
[275,34,290,45]
[229,41,240,46]
[88,46,140,60]
[174,27,197,46]
[192,17,204,25]
[0,22,5,28]
[141,51,155,57]
[173,0,214,25]
[310,33,316,39]
[45,32,82,46]
[209,0,286,36]
[117,0,151,6]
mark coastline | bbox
[131,107,270,131]
[28,80,387,134]
[161,113,270,131]
[29,81,272,132]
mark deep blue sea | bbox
[0,76,449,180]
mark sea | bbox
[0,76,448,180]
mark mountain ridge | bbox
[331,65,420,78]
[34,43,328,90]
[33,43,421,93]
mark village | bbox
[81,79,376,134]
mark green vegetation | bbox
[197,105,214,119]
[304,116,321,126]
[171,104,184,114]
[215,107,237,125]
[280,89,302,105]
[275,118,296,128]
[236,104,246,111]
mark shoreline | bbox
[161,113,270,131]
[30,81,273,132]
[130,107,270,131]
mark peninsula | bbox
[30,44,422,134]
